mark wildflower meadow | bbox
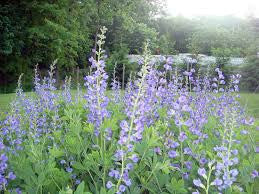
[0,27,258,194]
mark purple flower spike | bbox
[212,178,223,186]
[171,141,180,148]
[84,28,110,133]
[164,64,172,71]
[198,168,207,179]
[185,161,192,170]
[66,167,73,173]
[126,163,133,170]
[154,147,161,154]
[185,119,192,127]
[166,57,173,65]
[106,181,113,189]
[199,158,208,165]
[119,184,126,192]
[251,170,258,178]
[130,154,139,163]
[179,95,187,104]
[184,147,192,155]
[193,179,204,188]
[178,132,187,142]
[124,179,132,186]
[168,150,178,158]
[8,172,16,180]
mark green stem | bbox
[180,141,184,171]
[179,126,184,173]
[205,167,213,194]
[88,170,98,192]
[116,53,149,192]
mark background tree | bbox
[0,1,258,92]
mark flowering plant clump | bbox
[0,27,258,194]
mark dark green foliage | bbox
[0,1,258,93]
[0,0,164,92]
[240,55,259,92]
[106,45,137,87]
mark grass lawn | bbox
[239,93,259,118]
[0,92,259,118]
[0,93,16,113]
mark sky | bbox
[166,0,259,18]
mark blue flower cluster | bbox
[0,27,257,193]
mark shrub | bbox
[240,55,259,92]
[0,27,257,194]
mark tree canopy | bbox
[0,0,258,92]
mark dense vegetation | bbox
[0,0,258,92]
[0,28,258,194]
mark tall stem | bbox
[116,49,150,192]
[205,167,213,194]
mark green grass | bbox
[239,93,259,118]
[0,92,259,118]
[0,92,34,112]
[0,93,16,113]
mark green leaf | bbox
[74,181,86,194]
[166,178,187,194]
[38,173,46,185]
[49,147,64,158]
[59,187,73,194]
[83,123,94,133]
[157,173,170,187]
[73,162,88,171]
[100,187,107,194]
